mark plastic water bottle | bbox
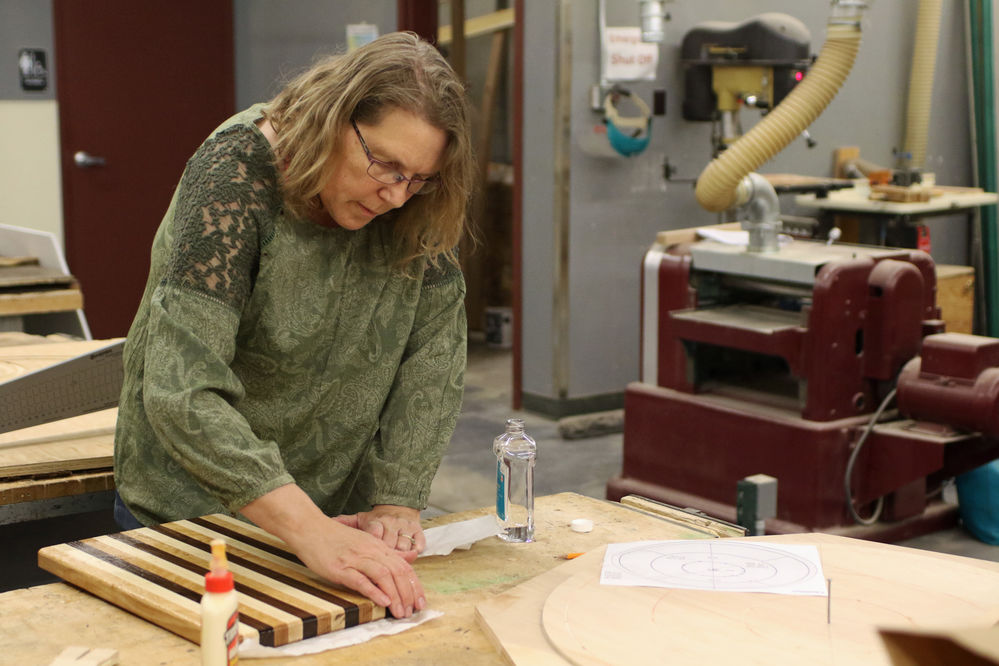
[494,418,536,542]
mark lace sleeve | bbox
[163,125,281,312]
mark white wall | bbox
[0,100,62,240]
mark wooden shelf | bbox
[0,287,83,316]
[0,469,113,506]
[0,263,83,319]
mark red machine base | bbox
[608,382,991,541]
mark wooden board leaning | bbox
[0,339,120,481]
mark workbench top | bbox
[0,492,718,664]
[795,186,998,216]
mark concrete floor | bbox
[426,341,621,516]
[432,339,999,564]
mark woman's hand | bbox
[337,504,425,555]
[240,485,426,618]
[291,515,425,619]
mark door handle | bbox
[73,151,107,168]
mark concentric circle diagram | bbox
[606,541,821,591]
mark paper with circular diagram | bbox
[600,540,828,596]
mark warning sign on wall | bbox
[18,49,48,91]
[602,27,658,81]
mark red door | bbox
[54,1,234,338]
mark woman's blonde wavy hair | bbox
[264,31,475,270]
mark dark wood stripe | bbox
[70,539,274,645]
[69,540,201,602]
[181,519,363,627]
[111,532,319,640]
[190,516,302,564]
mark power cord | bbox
[844,387,898,525]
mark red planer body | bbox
[607,237,999,539]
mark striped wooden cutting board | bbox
[37,513,384,647]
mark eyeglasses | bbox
[351,120,439,195]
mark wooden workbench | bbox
[0,493,718,664]
[795,184,999,249]
[795,186,999,217]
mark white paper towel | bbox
[419,515,501,557]
[240,610,443,658]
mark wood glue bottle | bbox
[201,538,239,666]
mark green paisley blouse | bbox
[113,105,467,526]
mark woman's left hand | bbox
[337,505,425,555]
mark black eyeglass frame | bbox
[350,120,439,195]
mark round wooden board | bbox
[541,540,999,666]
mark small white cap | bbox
[570,518,594,533]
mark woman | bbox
[113,32,476,620]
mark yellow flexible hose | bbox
[695,22,863,212]
[903,0,942,169]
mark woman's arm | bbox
[139,126,292,514]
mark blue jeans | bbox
[113,490,144,530]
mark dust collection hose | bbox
[695,1,868,213]
[902,0,942,170]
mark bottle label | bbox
[225,609,239,664]
[496,460,506,521]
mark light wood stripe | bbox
[37,514,385,647]
[116,528,288,645]
[156,519,313,580]
[187,516,300,564]
[36,540,258,645]
[103,532,303,644]
[98,535,207,591]
[129,527,340,615]
[195,514,295,558]
[200,513,289,550]
[168,520,375,627]
[74,536,275,642]
[162,518,379,625]
[116,529,346,635]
